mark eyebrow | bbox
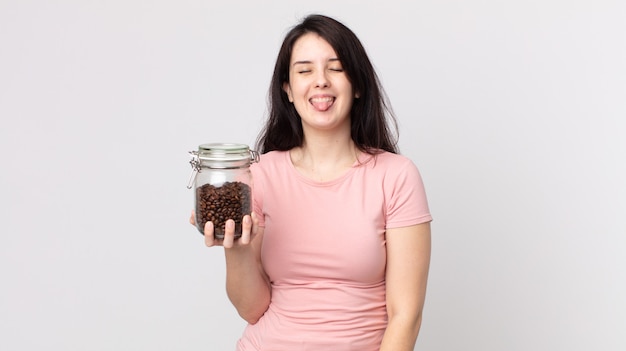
[292,58,341,66]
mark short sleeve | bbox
[384,158,432,229]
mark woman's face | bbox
[283,33,356,134]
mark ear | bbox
[283,82,293,102]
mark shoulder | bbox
[250,150,289,176]
[360,151,426,192]
[360,151,417,174]
[259,150,287,161]
[371,151,413,166]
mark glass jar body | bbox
[190,143,256,238]
[194,167,252,238]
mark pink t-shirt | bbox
[237,150,432,351]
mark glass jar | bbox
[187,143,258,238]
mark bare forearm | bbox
[382,223,431,350]
[225,250,271,324]
[379,313,422,351]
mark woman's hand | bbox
[189,211,259,248]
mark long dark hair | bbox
[255,14,399,155]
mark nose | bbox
[314,70,330,88]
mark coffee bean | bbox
[195,181,252,238]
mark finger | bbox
[204,221,215,247]
[222,219,235,248]
[189,210,196,225]
[250,212,259,234]
[251,212,259,236]
[239,215,252,245]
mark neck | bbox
[290,133,358,182]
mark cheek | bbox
[291,86,311,104]
[289,80,306,93]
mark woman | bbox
[191,14,432,351]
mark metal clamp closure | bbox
[187,151,200,189]
[250,150,260,163]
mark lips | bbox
[309,96,335,111]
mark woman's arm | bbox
[192,212,272,324]
[223,218,271,324]
[380,222,431,351]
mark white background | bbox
[1,0,624,350]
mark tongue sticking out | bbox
[310,97,334,111]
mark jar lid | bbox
[197,143,251,161]
[187,143,258,189]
